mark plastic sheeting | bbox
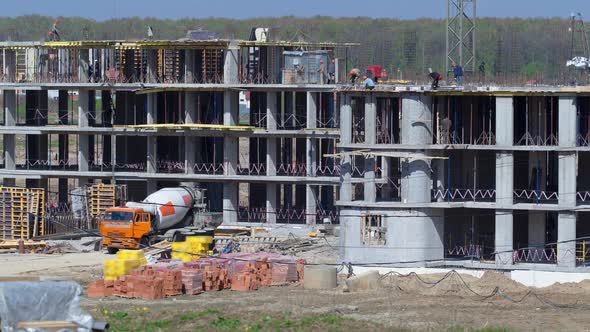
[0,281,94,332]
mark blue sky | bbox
[3,0,589,20]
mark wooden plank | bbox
[17,321,78,332]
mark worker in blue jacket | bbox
[452,62,463,86]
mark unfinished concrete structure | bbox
[1,37,590,272]
[0,39,355,229]
[337,87,590,271]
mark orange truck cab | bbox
[99,207,153,254]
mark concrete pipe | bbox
[303,265,337,289]
[345,270,381,292]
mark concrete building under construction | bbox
[0,35,590,271]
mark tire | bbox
[140,237,151,249]
[106,247,118,255]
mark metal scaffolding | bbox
[446,0,476,75]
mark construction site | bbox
[3,1,590,331]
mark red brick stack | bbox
[256,258,273,287]
[180,269,203,295]
[125,274,165,300]
[158,269,182,296]
[202,265,230,291]
[296,259,306,282]
[87,253,307,299]
[86,279,114,298]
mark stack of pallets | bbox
[0,186,45,240]
[88,183,117,219]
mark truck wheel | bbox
[140,237,151,248]
[106,247,118,255]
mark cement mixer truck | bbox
[99,187,222,254]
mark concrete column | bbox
[496,152,514,208]
[185,91,198,174]
[78,49,89,82]
[558,96,577,148]
[400,95,433,203]
[495,210,513,266]
[495,96,514,146]
[146,93,157,174]
[147,178,157,195]
[266,93,279,224]
[223,90,239,224]
[387,209,444,263]
[557,212,577,268]
[4,90,15,126]
[184,49,195,83]
[4,90,16,180]
[224,42,239,84]
[306,185,317,224]
[558,153,577,208]
[4,50,16,82]
[434,157,446,202]
[339,95,353,201]
[380,156,394,198]
[558,96,578,208]
[223,91,239,175]
[528,211,546,248]
[146,50,158,83]
[266,92,278,176]
[306,92,317,178]
[364,94,376,202]
[78,90,89,172]
[266,183,277,224]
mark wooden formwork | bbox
[0,187,45,240]
[88,183,127,219]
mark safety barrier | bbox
[433,188,496,201]
[446,244,483,258]
[513,189,558,201]
[512,248,557,263]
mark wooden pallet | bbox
[0,186,46,240]
[88,183,116,219]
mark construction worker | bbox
[363,76,375,90]
[49,19,60,41]
[349,68,361,85]
[452,62,464,86]
[479,61,486,82]
[328,59,336,83]
[381,69,388,82]
[317,59,325,85]
[428,68,442,89]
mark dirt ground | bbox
[3,250,590,331]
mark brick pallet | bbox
[87,253,307,299]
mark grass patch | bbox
[91,306,513,332]
[177,309,220,321]
[447,327,513,332]
[209,316,242,329]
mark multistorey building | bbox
[337,89,590,271]
[0,39,353,226]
